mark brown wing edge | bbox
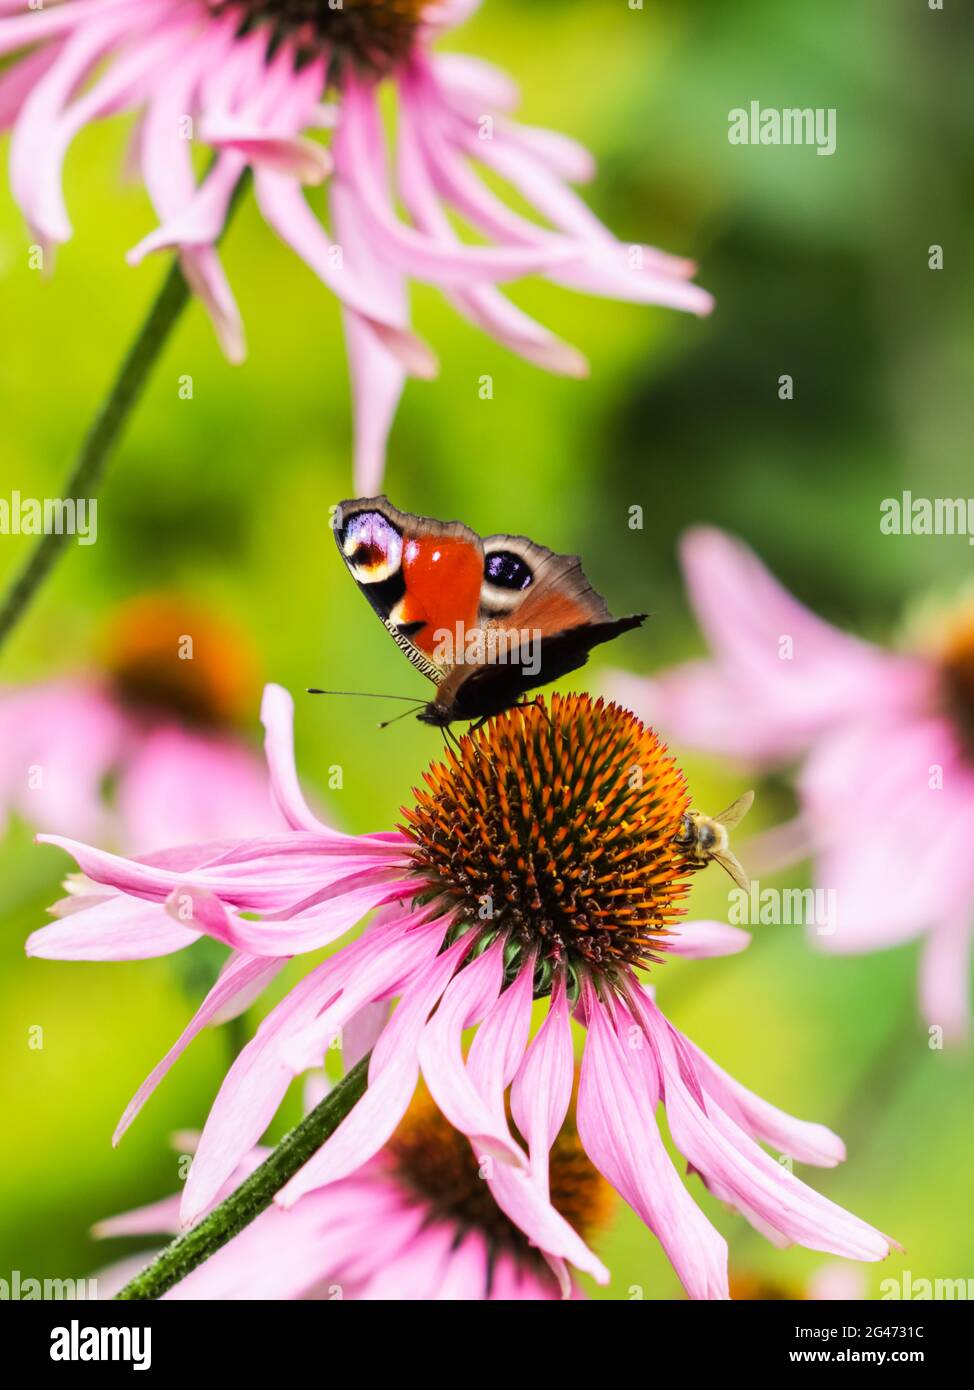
[335,496,484,552]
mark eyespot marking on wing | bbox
[486,550,533,590]
[481,541,539,616]
[341,511,403,583]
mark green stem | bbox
[0,168,249,657]
[115,1055,370,1301]
[0,260,190,653]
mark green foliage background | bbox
[1,0,972,1299]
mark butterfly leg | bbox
[521,696,556,736]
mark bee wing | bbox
[713,790,755,831]
[712,849,750,892]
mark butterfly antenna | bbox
[307,688,421,703]
[377,704,425,730]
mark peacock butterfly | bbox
[330,496,646,728]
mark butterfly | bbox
[330,496,646,728]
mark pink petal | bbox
[113,950,285,1145]
[396,85,588,377]
[276,930,471,1203]
[117,725,280,854]
[805,717,974,951]
[417,937,526,1167]
[93,1192,182,1240]
[336,74,579,284]
[163,873,412,958]
[919,908,972,1044]
[614,975,844,1172]
[202,117,332,184]
[486,1159,609,1287]
[27,891,198,961]
[330,177,409,497]
[623,529,933,765]
[510,974,573,1192]
[577,990,729,1299]
[182,911,449,1222]
[642,998,893,1261]
[665,919,751,960]
[253,170,437,378]
[342,999,391,1070]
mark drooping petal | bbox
[27,891,198,961]
[182,910,450,1222]
[113,950,286,1145]
[640,997,893,1261]
[510,974,573,1192]
[486,1158,610,1288]
[253,169,437,378]
[577,989,729,1299]
[330,128,414,497]
[417,937,526,1167]
[337,73,579,285]
[628,982,845,1169]
[396,82,588,376]
[276,929,471,1203]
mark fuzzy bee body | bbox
[675,792,755,891]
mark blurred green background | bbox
[1,0,972,1299]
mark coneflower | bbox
[0,0,712,488]
[31,683,894,1298]
[0,594,278,848]
[95,1084,614,1299]
[612,526,974,1042]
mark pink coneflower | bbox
[611,527,974,1042]
[95,1083,613,1299]
[1,594,279,849]
[30,684,894,1298]
[0,0,712,491]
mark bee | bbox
[675,791,755,891]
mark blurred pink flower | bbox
[611,527,974,1042]
[0,594,280,851]
[94,1081,609,1300]
[30,684,894,1299]
[729,1261,865,1301]
[0,0,713,491]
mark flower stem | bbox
[0,168,249,657]
[0,259,190,653]
[114,1055,370,1301]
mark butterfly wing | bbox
[442,536,645,718]
[334,497,484,687]
[478,536,615,626]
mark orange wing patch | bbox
[393,535,483,658]
[511,584,603,636]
